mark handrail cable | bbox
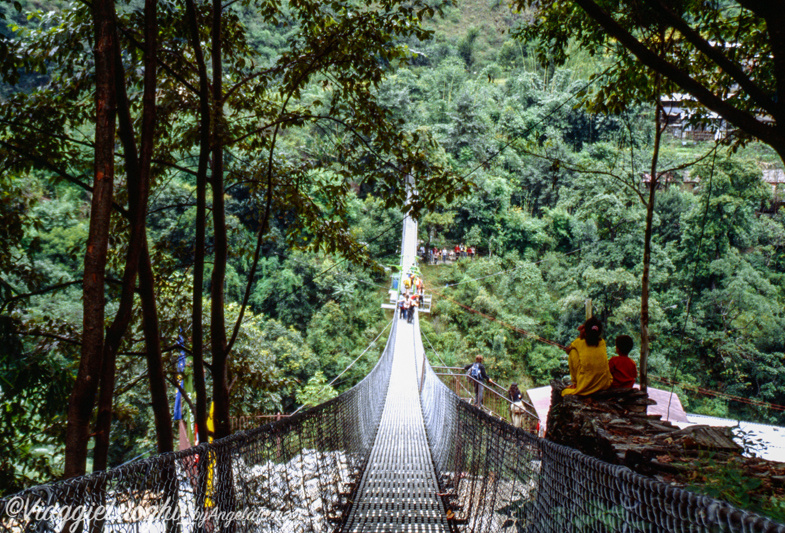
[468,372,538,418]
[289,319,393,416]
[422,330,492,405]
[424,324,538,420]
[429,364,538,413]
[652,376,785,413]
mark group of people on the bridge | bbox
[422,244,476,264]
[398,271,424,323]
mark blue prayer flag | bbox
[173,331,187,421]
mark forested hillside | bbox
[1,0,783,499]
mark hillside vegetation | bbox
[0,1,783,516]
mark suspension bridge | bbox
[1,210,784,533]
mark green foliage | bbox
[296,371,338,409]
[687,457,785,523]
[510,0,785,161]
[2,0,785,500]
[0,334,73,494]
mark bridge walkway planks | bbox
[343,315,450,532]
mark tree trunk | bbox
[208,2,236,524]
[64,0,117,480]
[93,0,158,471]
[184,0,210,446]
[640,100,664,393]
[210,0,231,440]
[138,245,174,453]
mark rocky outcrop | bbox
[546,381,741,476]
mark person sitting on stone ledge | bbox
[609,334,637,389]
[562,317,613,397]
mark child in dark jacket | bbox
[609,335,637,388]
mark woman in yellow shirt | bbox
[562,317,612,396]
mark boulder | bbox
[546,381,742,475]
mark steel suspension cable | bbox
[430,285,566,350]
[652,376,785,412]
[420,330,450,367]
[433,269,785,414]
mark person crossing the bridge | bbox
[562,317,613,396]
[407,293,418,323]
[415,276,424,307]
[508,383,525,428]
[464,355,496,407]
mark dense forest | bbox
[1,0,784,501]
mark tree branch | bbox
[166,375,195,416]
[0,281,82,314]
[646,0,777,116]
[572,0,785,151]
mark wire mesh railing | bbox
[431,366,538,432]
[3,310,785,533]
[0,320,398,533]
[420,354,785,532]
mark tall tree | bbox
[183,0,211,448]
[639,97,664,392]
[93,0,163,472]
[210,0,231,441]
[63,0,117,479]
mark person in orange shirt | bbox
[609,335,637,388]
[562,317,613,396]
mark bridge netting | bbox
[2,209,785,532]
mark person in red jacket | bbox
[609,334,637,388]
